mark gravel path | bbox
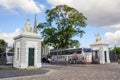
[0,63,120,80]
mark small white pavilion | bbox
[13,18,42,69]
[90,33,110,64]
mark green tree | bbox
[0,39,7,53]
[37,5,87,49]
[68,40,80,48]
[9,47,14,52]
[112,46,120,59]
[113,46,120,55]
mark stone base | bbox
[26,66,40,70]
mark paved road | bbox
[0,65,49,79]
[0,63,120,80]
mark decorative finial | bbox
[33,14,37,33]
[25,19,30,26]
[22,19,32,33]
[96,33,101,42]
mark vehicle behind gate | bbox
[0,52,13,65]
[6,52,14,64]
[50,48,92,64]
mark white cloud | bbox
[102,24,120,30]
[0,28,20,46]
[104,30,120,46]
[47,0,120,29]
[0,0,44,14]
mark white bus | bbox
[50,48,92,64]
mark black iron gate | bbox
[0,46,14,65]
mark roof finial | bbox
[95,33,102,42]
[22,19,32,33]
[33,14,37,33]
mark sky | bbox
[0,0,120,47]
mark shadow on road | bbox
[0,65,49,79]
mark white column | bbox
[99,47,105,64]
[106,50,110,63]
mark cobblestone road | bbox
[1,63,120,80]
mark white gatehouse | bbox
[13,19,42,69]
[90,33,110,64]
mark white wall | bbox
[14,36,41,69]
[90,44,110,64]
[13,39,21,68]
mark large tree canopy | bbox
[0,39,7,53]
[37,5,87,49]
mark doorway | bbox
[28,48,34,66]
[104,51,107,62]
[92,50,99,63]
